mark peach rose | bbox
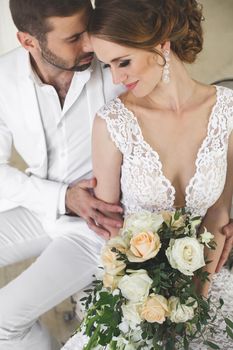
[101,246,126,275]
[141,294,168,324]
[126,231,161,262]
[103,273,122,290]
[162,211,185,230]
[107,235,129,254]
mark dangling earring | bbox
[91,0,96,9]
[162,50,170,84]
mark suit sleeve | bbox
[0,116,66,221]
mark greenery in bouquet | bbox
[77,210,233,350]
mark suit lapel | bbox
[85,59,105,127]
[17,51,48,176]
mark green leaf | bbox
[184,337,189,350]
[203,341,220,349]
[109,341,117,350]
[175,323,184,333]
[165,338,175,350]
[219,298,224,307]
[174,210,181,220]
[153,343,163,350]
[80,297,87,302]
[226,326,233,340]
[84,324,101,350]
[225,317,233,329]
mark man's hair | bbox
[10,0,92,40]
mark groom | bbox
[0,0,232,349]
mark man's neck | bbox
[30,54,74,107]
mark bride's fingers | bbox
[216,236,233,273]
[222,220,233,237]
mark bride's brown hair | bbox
[88,0,204,63]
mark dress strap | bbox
[97,98,137,154]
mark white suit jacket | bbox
[0,47,122,220]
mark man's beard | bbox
[40,42,94,72]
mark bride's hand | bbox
[216,220,233,272]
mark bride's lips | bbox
[125,80,139,90]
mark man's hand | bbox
[65,178,123,239]
[216,220,233,272]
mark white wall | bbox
[0,0,18,55]
[187,0,233,83]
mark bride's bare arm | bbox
[92,115,123,237]
[199,132,233,296]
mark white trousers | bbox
[0,207,105,350]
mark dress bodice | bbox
[62,86,233,350]
[97,86,233,217]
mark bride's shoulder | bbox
[199,83,233,117]
[213,85,233,134]
[214,85,233,107]
[197,83,233,103]
[96,92,134,122]
[215,85,233,120]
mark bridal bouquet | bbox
[70,210,233,350]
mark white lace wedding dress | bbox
[62,86,233,349]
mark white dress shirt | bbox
[30,62,123,214]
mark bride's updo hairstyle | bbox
[88,0,204,63]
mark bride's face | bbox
[91,36,164,98]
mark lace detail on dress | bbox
[98,98,175,214]
[98,86,233,217]
[189,268,233,350]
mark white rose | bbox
[200,228,214,248]
[121,302,143,328]
[168,296,197,323]
[118,321,129,334]
[113,335,128,350]
[166,237,205,275]
[125,344,137,350]
[118,269,153,302]
[123,212,164,234]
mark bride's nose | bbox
[111,68,127,85]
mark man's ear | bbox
[17,31,38,52]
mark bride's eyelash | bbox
[103,59,131,69]
[119,59,131,67]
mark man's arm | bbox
[0,117,65,220]
[0,117,123,231]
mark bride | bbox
[63,0,233,348]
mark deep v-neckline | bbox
[116,85,219,208]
